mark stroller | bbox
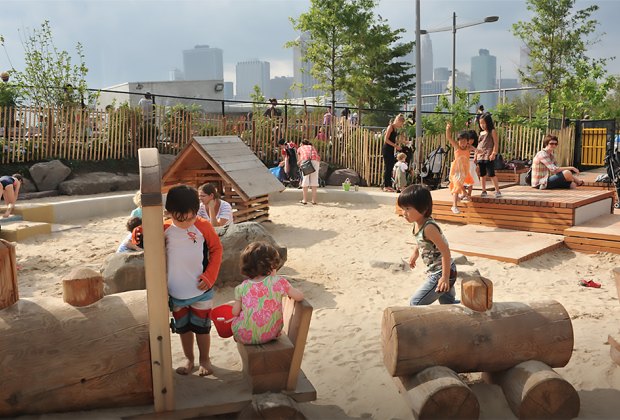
[605,134,620,209]
[280,142,302,188]
[420,146,449,190]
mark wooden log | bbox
[483,360,580,419]
[396,366,479,420]
[238,393,305,420]
[382,301,573,377]
[0,239,19,309]
[461,275,493,312]
[609,335,620,366]
[62,267,104,307]
[0,290,152,416]
[613,267,620,301]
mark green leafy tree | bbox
[6,21,91,107]
[420,88,479,136]
[512,0,613,120]
[250,85,266,117]
[556,59,615,119]
[288,0,375,111]
[596,75,620,122]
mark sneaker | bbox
[451,206,461,214]
[461,196,470,202]
[495,191,502,198]
[480,191,488,197]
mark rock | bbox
[370,260,407,272]
[101,252,145,295]
[458,267,482,281]
[19,178,38,193]
[29,160,71,191]
[58,172,140,195]
[453,254,469,265]
[318,161,330,181]
[217,222,287,287]
[327,168,360,186]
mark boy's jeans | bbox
[410,262,458,306]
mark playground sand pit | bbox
[10,201,620,419]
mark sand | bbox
[8,198,620,419]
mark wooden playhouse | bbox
[162,136,284,223]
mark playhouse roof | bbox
[162,136,284,201]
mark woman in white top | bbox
[197,183,234,227]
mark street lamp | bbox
[421,12,499,106]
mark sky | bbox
[0,0,619,90]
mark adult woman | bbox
[531,135,583,189]
[0,174,22,218]
[297,139,320,205]
[382,114,405,192]
[197,183,233,227]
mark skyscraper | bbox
[471,49,497,109]
[270,76,294,100]
[433,67,450,82]
[293,32,322,98]
[183,45,223,81]
[236,59,270,100]
[420,34,433,83]
[519,45,531,83]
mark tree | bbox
[4,21,91,107]
[288,0,376,111]
[512,0,613,120]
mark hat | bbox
[269,98,278,105]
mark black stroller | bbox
[420,146,449,190]
[605,134,620,209]
[281,143,301,188]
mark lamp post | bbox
[421,12,499,106]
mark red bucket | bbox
[211,304,234,338]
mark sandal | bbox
[299,200,307,205]
[382,187,395,192]
[579,279,601,288]
[311,201,317,205]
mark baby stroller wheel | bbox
[615,202,620,209]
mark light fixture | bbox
[214,83,224,92]
[135,83,143,90]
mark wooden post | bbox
[483,360,580,419]
[396,366,479,420]
[0,239,19,310]
[62,268,104,307]
[461,276,493,312]
[139,148,175,412]
[382,301,574,377]
[613,267,620,301]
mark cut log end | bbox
[461,276,493,312]
[62,268,104,307]
[0,239,19,309]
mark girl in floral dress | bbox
[231,242,304,345]
[446,122,476,214]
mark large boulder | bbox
[19,177,38,194]
[29,159,71,191]
[327,168,360,186]
[216,222,287,287]
[59,172,140,195]
[101,251,145,295]
[318,161,330,181]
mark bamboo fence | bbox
[0,104,576,186]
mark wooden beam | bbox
[139,148,175,413]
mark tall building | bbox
[519,45,531,83]
[471,49,497,109]
[433,67,450,82]
[183,45,223,81]
[224,81,234,100]
[293,32,322,98]
[420,34,433,83]
[169,68,184,81]
[236,59,270,100]
[270,76,293,100]
[421,80,448,112]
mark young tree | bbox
[8,21,90,107]
[287,0,375,111]
[512,0,613,120]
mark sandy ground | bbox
[7,198,620,419]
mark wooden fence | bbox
[0,105,574,186]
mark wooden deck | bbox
[564,213,620,254]
[433,186,614,235]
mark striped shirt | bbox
[532,149,559,188]
[198,199,234,226]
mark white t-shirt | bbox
[197,200,233,226]
[165,224,206,299]
[394,161,408,173]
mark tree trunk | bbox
[483,360,580,419]
[62,267,104,307]
[396,366,479,420]
[0,291,152,416]
[382,301,573,377]
[0,239,19,310]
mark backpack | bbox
[524,167,532,186]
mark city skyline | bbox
[0,1,618,90]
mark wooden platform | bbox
[445,225,564,263]
[433,186,614,235]
[563,213,620,254]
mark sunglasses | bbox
[549,142,558,146]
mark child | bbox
[130,191,142,218]
[446,123,476,214]
[0,174,22,218]
[464,130,480,200]
[231,241,303,345]
[116,216,143,253]
[475,112,502,198]
[164,185,223,376]
[392,152,409,192]
[397,184,457,306]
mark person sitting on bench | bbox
[531,135,584,189]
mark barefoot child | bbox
[231,241,304,344]
[392,152,409,192]
[164,185,223,376]
[476,112,502,198]
[398,184,457,305]
[446,122,476,214]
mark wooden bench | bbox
[495,167,529,184]
[236,298,316,401]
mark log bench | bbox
[236,298,316,401]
